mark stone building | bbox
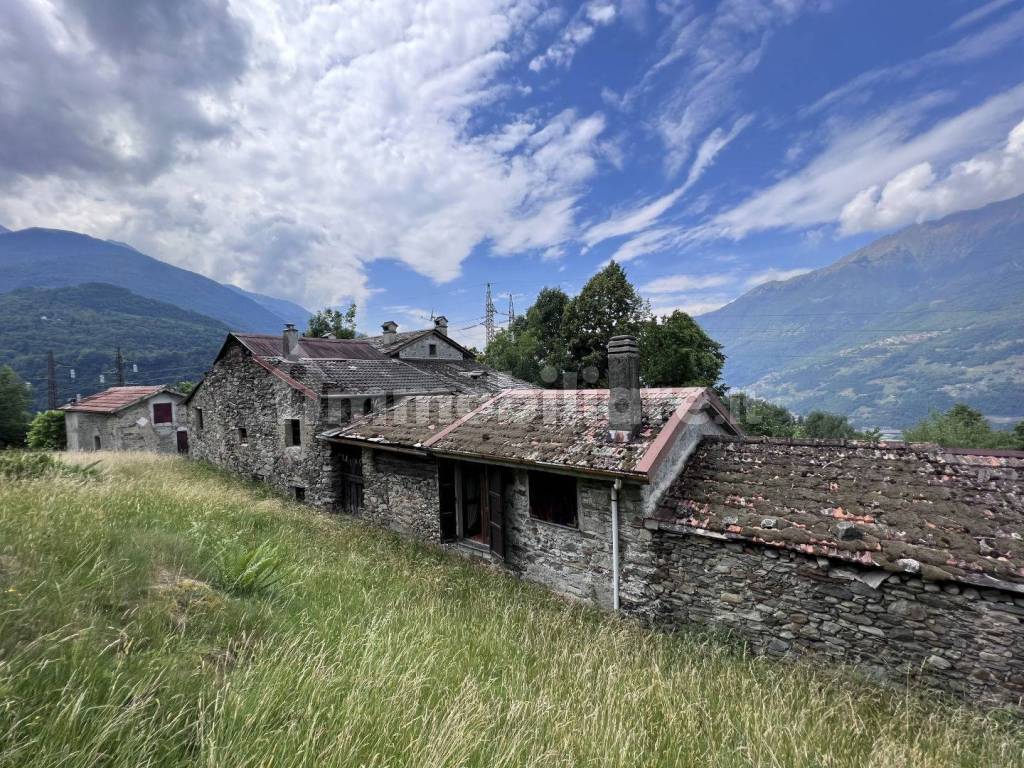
[184,322,532,504]
[62,385,188,453]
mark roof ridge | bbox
[701,434,1024,457]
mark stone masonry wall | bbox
[629,531,1024,707]
[359,448,442,542]
[188,343,336,507]
[66,394,185,453]
[397,334,463,360]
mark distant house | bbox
[184,320,532,503]
[61,385,188,453]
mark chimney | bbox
[381,320,398,345]
[282,323,300,361]
[433,315,448,337]
[607,335,642,441]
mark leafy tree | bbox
[1014,421,1024,451]
[173,380,196,395]
[639,311,724,389]
[903,403,1018,449]
[26,410,66,450]
[800,410,859,440]
[307,304,357,339]
[728,393,798,438]
[482,288,570,387]
[0,366,30,447]
[561,262,650,384]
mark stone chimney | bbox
[434,315,448,337]
[608,335,642,441]
[282,323,300,361]
[381,320,398,345]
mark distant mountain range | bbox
[699,194,1024,429]
[0,283,229,410]
[0,228,311,333]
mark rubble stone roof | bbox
[400,359,539,394]
[321,388,739,479]
[233,333,384,360]
[651,437,1024,589]
[61,386,177,414]
[279,358,454,396]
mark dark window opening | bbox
[340,400,352,422]
[285,418,302,447]
[385,394,395,409]
[238,427,248,445]
[252,474,266,484]
[195,407,204,430]
[153,402,173,424]
[93,435,101,450]
[362,398,373,415]
[528,470,578,527]
[428,343,438,357]
[440,461,513,559]
[292,486,306,502]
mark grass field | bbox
[1,452,1023,767]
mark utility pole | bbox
[484,283,496,346]
[508,293,516,326]
[47,351,57,410]
[115,346,125,386]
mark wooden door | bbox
[339,447,363,514]
[460,463,489,545]
[176,431,189,454]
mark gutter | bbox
[611,478,621,611]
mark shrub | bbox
[26,410,67,450]
[213,541,286,597]
[0,451,98,480]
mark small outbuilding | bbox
[61,385,188,453]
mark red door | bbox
[176,431,189,454]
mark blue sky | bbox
[2,0,1023,348]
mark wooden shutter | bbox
[487,466,507,560]
[438,460,457,541]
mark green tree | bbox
[728,393,798,438]
[800,411,859,439]
[0,366,30,447]
[561,262,650,384]
[173,380,196,395]
[639,311,724,389]
[307,304,357,339]
[482,288,570,387]
[1013,421,1024,450]
[26,410,66,450]
[903,403,1015,449]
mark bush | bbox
[213,540,286,597]
[26,410,67,450]
[0,451,98,480]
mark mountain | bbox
[0,283,228,411]
[227,284,312,327]
[699,194,1024,429]
[0,228,293,333]
[0,224,8,233]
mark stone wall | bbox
[397,333,463,360]
[629,530,1024,706]
[187,343,336,507]
[66,394,185,453]
[359,448,442,541]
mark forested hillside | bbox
[699,194,1024,428]
[0,283,226,409]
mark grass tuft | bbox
[1,451,1022,767]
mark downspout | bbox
[611,478,621,611]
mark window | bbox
[385,394,395,409]
[93,435,101,450]
[428,343,438,357]
[238,427,248,445]
[528,470,578,527]
[285,418,302,447]
[362,398,373,415]
[439,461,513,559]
[152,402,173,424]
[195,407,204,431]
[292,486,306,502]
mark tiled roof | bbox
[400,359,539,394]
[321,388,739,479]
[365,329,433,355]
[61,386,173,414]
[321,394,493,447]
[233,334,385,360]
[279,358,455,396]
[650,437,1024,588]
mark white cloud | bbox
[640,273,733,294]
[950,0,1016,30]
[609,227,679,262]
[528,1,617,72]
[0,0,610,308]
[839,118,1024,234]
[650,296,732,317]
[709,83,1024,239]
[743,267,812,288]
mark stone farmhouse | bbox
[186,323,1024,706]
[184,319,531,503]
[62,385,188,453]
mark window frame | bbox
[285,418,302,447]
[428,343,438,357]
[152,402,174,424]
[195,407,204,431]
[527,469,579,529]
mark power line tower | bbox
[47,351,58,410]
[508,293,516,326]
[484,283,496,346]
[115,346,125,386]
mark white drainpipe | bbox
[611,478,621,611]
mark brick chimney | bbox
[282,323,300,361]
[608,335,642,442]
[434,315,448,337]
[381,320,398,345]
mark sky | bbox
[1,0,1023,349]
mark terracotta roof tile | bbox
[61,386,171,414]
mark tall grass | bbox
[0,451,1021,767]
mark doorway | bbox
[176,430,189,454]
[460,463,488,545]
